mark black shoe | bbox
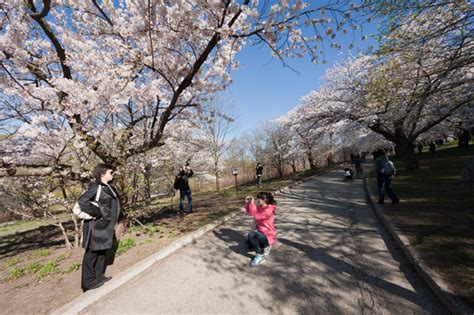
[100,276,112,282]
[178,211,184,215]
[377,200,385,204]
[82,281,104,292]
[392,201,399,204]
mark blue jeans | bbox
[377,175,399,203]
[256,175,262,187]
[247,231,269,255]
[179,189,192,213]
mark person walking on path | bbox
[244,192,277,267]
[255,162,263,188]
[429,141,436,156]
[78,163,121,292]
[174,162,194,215]
[326,152,333,167]
[354,153,363,178]
[374,150,399,205]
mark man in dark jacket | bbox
[256,162,263,187]
[78,163,120,292]
[374,150,399,204]
[176,163,194,215]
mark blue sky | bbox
[226,21,380,136]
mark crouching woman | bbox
[244,192,277,267]
[78,164,120,292]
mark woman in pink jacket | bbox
[244,192,277,266]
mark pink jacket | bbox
[245,202,277,245]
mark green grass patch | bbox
[129,224,159,236]
[36,249,52,257]
[116,238,136,256]
[5,257,20,267]
[26,262,43,274]
[371,142,474,305]
[36,260,59,280]
[10,267,25,279]
[62,262,81,274]
[53,252,70,263]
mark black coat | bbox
[78,182,120,251]
[175,169,193,190]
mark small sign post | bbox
[231,167,239,195]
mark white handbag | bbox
[72,185,102,220]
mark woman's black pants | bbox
[81,248,106,290]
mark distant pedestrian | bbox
[243,192,277,267]
[78,163,120,292]
[429,141,436,156]
[417,143,423,155]
[354,153,363,178]
[458,129,471,150]
[326,152,333,167]
[374,150,399,204]
[343,167,354,181]
[256,162,263,188]
[350,153,355,164]
[174,162,194,215]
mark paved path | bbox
[82,168,446,314]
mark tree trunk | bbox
[80,220,84,247]
[307,152,317,170]
[291,161,297,173]
[131,171,138,204]
[394,140,419,170]
[214,164,220,192]
[72,214,80,248]
[56,221,72,250]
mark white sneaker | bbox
[250,254,265,267]
[263,246,272,257]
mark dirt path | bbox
[79,167,446,314]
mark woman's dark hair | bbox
[256,192,276,205]
[92,163,115,181]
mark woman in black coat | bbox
[78,163,120,292]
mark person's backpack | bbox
[72,185,102,220]
[173,175,183,190]
[381,159,396,176]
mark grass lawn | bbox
[370,142,474,306]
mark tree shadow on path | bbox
[213,228,253,259]
[278,237,446,312]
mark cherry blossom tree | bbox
[301,2,473,169]
[0,0,368,174]
[194,102,236,192]
[262,121,293,177]
[283,104,328,169]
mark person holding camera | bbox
[174,163,194,215]
[243,192,277,267]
